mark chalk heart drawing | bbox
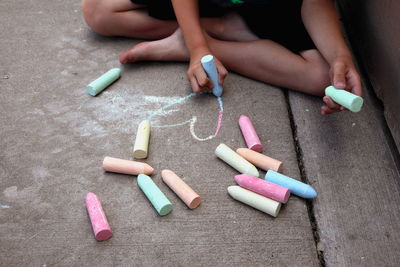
[146,92,224,141]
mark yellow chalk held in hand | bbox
[133,120,151,159]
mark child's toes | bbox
[119,51,129,64]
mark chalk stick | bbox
[133,120,151,159]
[137,174,172,216]
[238,115,263,152]
[264,170,317,199]
[201,55,223,97]
[227,186,281,217]
[236,148,282,172]
[215,143,259,177]
[86,68,121,96]
[102,156,153,175]
[161,170,202,209]
[325,85,364,112]
[234,174,290,203]
[85,192,113,241]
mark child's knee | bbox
[82,0,113,36]
[305,63,330,96]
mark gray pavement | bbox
[289,88,400,266]
[0,1,399,266]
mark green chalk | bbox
[86,68,121,96]
[325,85,364,112]
[137,174,172,216]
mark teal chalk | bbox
[137,174,172,216]
[86,68,121,96]
[264,170,317,199]
[325,85,364,112]
[201,55,223,97]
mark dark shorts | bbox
[131,0,315,53]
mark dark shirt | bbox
[210,0,275,7]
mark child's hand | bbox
[321,56,362,115]
[187,52,228,93]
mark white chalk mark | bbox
[152,118,193,128]
[28,231,41,240]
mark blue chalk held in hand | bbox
[201,55,223,97]
[264,170,317,199]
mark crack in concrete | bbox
[283,89,326,267]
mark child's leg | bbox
[120,29,330,96]
[207,38,330,96]
[82,0,257,41]
[82,0,178,39]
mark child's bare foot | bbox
[119,29,189,64]
[204,12,258,42]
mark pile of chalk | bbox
[83,55,222,241]
[84,113,318,242]
[84,55,368,241]
[83,55,221,241]
[216,115,317,217]
[86,155,202,241]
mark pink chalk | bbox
[85,192,113,241]
[234,174,290,203]
[238,115,263,152]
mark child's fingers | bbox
[216,65,228,85]
[323,96,341,110]
[321,105,332,115]
[214,58,228,85]
[321,105,339,115]
[194,68,212,92]
[348,70,363,96]
[321,95,347,115]
[332,62,346,89]
[189,77,201,93]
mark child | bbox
[82,0,362,115]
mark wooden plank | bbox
[289,89,400,266]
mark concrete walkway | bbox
[1,1,399,266]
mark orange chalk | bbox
[236,148,282,172]
[102,156,154,175]
[161,170,202,209]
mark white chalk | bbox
[227,186,281,217]
[215,143,259,177]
